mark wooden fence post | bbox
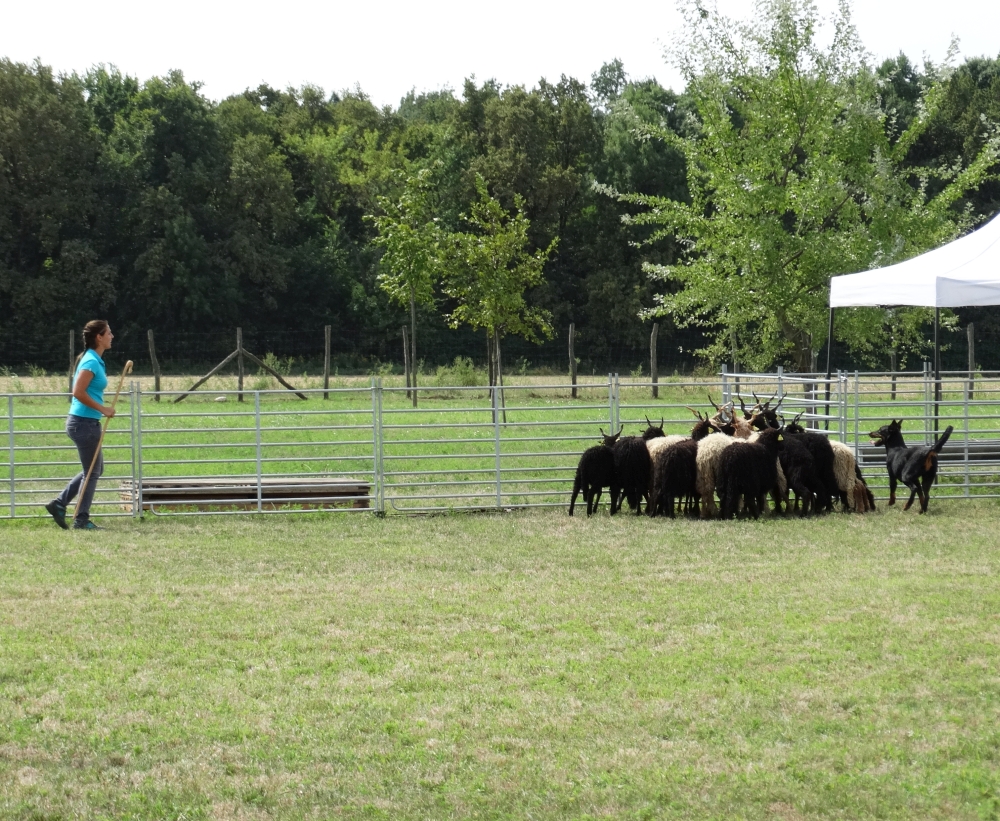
[68,329,75,395]
[237,327,245,402]
[569,323,577,399]
[968,323,975,400]
[650,323,659,399]
[147,329,161,402]
[324,325,331,400]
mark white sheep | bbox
[646,434,690,516]
[829,440,875,512]
[695,432,738,517]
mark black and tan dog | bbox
[869,420,953,513]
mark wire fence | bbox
[2,370,1000,521]
[0,325,713,381]
[6,318,1000,381]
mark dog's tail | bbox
[924,425,954,472]
[932,425,954,453]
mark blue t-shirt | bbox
[69,349,108,419]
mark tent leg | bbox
[824,308,834,431]
[934,307,940,432]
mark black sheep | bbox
[739,392,783,431]
[777,434,824,515]
[641,416,665,440]
[780,418,838,512]
[715,427,785,519]
[652,438,700,518]
[612,435,654,515]
[569,427,622,516]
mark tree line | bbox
[2,0,999,374]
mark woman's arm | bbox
[73,369,115,418]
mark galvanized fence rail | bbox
[3,370,1000,520]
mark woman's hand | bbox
[102,406,116,419]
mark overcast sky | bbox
[3,0,998,106]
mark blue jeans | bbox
[55,415,103,523]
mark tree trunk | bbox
[494,329,506,424]
[409,284,417,408]
[148,329,161,402]
[650,323,659,399]
[487,329,495,387]
[402,326,411,399]
[568,323,577,399]
[323,325,331,400]
[730,327,739,398]
[778,313,813,372]
[237,327,244,403]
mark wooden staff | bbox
[75,360,133,517]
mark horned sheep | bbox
[568,427,622,516]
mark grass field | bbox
[3,506,1000,819]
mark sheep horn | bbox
[686,406,704,420]
[708,393,720,411]
[659,417,664,428]
[738,395,749,416]
[616,425,624,436]
[792,412,804,425]
[772,396,784,413]
[762,391,778,410]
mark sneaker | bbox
[45,500,68,530]
[72,520,103,531]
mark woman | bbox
[45,320,116,530]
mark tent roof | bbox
[829,213,1000,308]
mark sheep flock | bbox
[569,394,876,519]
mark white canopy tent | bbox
[829,212,1000,309]
[826,211,1000,426]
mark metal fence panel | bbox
[4,371,1000,520]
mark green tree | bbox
[442,176,557,387]
[368,167,444,404]
[608,0,999,371]
[0,60,114,353]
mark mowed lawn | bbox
[3,507,1000,819]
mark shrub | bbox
[434,357,482,387]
